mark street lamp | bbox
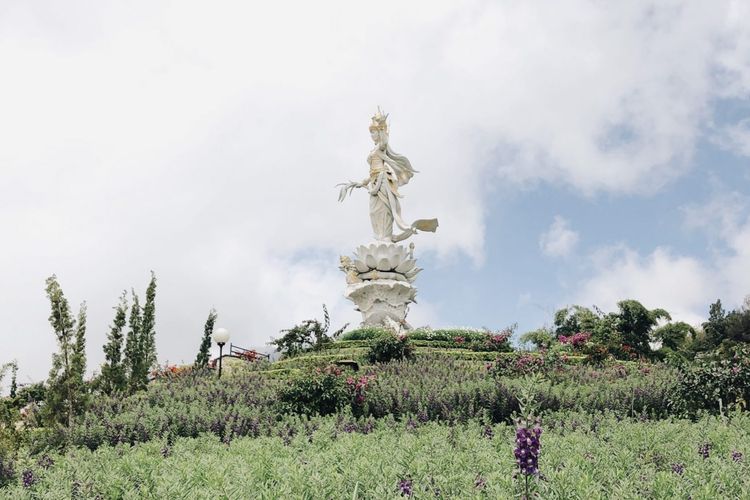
[212,327,230,378]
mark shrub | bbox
[277,366,352,416]
[269,305,348,358]
[676,344,750,414]
[368,334,414,364]
[489,351,563,377]
[340,327,389,341]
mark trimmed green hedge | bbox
[272,352,367,370]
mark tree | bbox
[651,321,695,351]
[101,292,128,395]
[615,300,670,356]
[195,309,218,368]
[124,291,142,393]
[44,275,86,427]
[124,272,158,393]
[269,305,348,358]
[520,327,554,350]
[139,272,158,377]
[9,361,17,399]
[553,306,599,338]
[702,299,728,348]
[70,302,88,414]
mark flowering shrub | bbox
[367,334,414,364]
[150,364,192,379]
[346,374,376,407]
[239,350,258,362]
[559,332,591,349]
[489,352,562,377]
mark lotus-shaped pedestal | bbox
[350,243,421,283]
[340,242,422,329]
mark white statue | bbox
[338,108,438,243]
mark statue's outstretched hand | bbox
[336,181,358,202]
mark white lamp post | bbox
[212,327,230,378]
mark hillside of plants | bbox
[1,275,750,498]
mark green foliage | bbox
[44,275,87,428]
[4,413,750,498]
[273,353,367,371]
[194,308,217,368]
[277,366,352,416]
[339,327,389,340]
[702,299,728,349]
[269,305,347,358]
[520,327,555,350]
[124,291,142,393]
[676,344,750,414]
[101,292,128,395]
[553,301,672,359]
[136,272,158,388]
[367,333,414,364]
[616,299,671,356]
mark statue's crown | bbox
[369,107,389,133]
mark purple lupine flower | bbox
[397,477,413,497]
[671,463,684,475]
[482,425,494,439]
[474,474,487,489]
[161,445,171,458]
[22,469,36,488]
[514,418,542,476]
[698,443,711,459]
[732,450,743,463]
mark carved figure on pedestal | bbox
[337,109,437,329]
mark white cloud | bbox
[713,118,750,157]
[539,216,579,258]
[0,0,749,382]
[575,245,713,325]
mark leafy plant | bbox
[367,333,414,364]
[44,275,88,427]
[277,366,351,416]
[194,308,217,368]
[270,305,348,358]
[676,344,750,414]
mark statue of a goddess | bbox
[338,109,438,242]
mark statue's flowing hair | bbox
[376,129,417,187]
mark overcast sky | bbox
[2,1,750,387]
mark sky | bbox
[1,0,749,387]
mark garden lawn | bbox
[5,412,749,499]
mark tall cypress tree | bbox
[124,291,142,393]
[102,292,128,395]
[139,272,158,378]
[195,308,218,367]
[70,302,88,414]
[9,361,17,399]
[44,275,81,427]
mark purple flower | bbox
[482,425,494,439]
[514,418,542,476]
[474,474,487,489]
[732,450,743,463]
[671,463,684,475]
[698,443,711,459]
[22,469,36,488]
[397,477,413,497]
[161,445,171,458]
